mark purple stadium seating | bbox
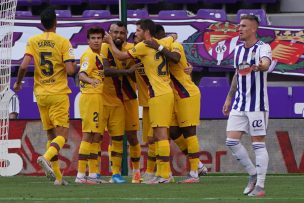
[128,0,159,3]
[158,10,189,19]
[166,0,198,3]
[82,10,111,18]
[202,0,237,3]
[87,0,118,4]
[199,77,230,119]
[236,9,268,25]
[17,0,43,6]
[16,11,33,17]
[245,0,276,3]
[268,87,293,118]
[127,10,149,18]
[291,86,304,118]
[50,0,83,5]
[55,10,72,17]
[196,9,227,21]
[199,77,229,87]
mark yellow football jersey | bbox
[101,42,135,106]
[79,47,104,94]
[122,57,137,101]
[25,32,75,95]
[169,42,200,98]
[128,37,173,97]
[134,58,150,107]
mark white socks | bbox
[252,142,269,188]
[226,138,256,176]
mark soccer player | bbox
[101,22,139,183]
[75,27,107,184]
[13,7,76,185]
[145,24,208,183]
[132,34,156,183]
[222,15,272,197]
[103,19,175,183]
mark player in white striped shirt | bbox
[222,15,272,197]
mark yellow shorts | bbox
[36,94,69,130]
[102,105,125,136]
[79,93,104,134]
[124,99,139,131]
[149,92,174,128]
[171,93,200,127]
[142,106,152,143]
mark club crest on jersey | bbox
[68,47,75,57]
[204,22,239,65]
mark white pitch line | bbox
[1,197,304,201]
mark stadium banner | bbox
[6,119,304,176]
[11,17,304,76]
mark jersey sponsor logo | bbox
[237,62,252,76]
[68,47,75,57]
[81,61,89,70]
[252,119,263,128]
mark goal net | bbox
[0,0,17,172]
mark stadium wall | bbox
[7,119,304,176]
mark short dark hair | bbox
[136,19,156,36]
[40,7,56,30]
[113,21,127,30]
[87,26,105,39]
[240,14,259,25]
[155,24,165,34]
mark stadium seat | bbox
[245,0,276,3]
[236,9,269,25]
[199,77,229,119]
[268,87,293,118]
[16,11,33,17]
[128,0,159,3]
[55,10,72,17]
[82,10,111,18]
[17,0,43,6]
[87,0,118,4]
[201,0,237,3]
[49,0,83,5]
[127,9,149,18]
[166,0,198,3]
[158,10,189,19]
[291,86,304,118]
[199,77,229,87]
[196,9,227,21]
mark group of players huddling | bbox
[14,6,271,197]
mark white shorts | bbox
[226,109,269,136]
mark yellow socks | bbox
[47,140,62,181]
[43,136,65,161]
[129,143,141,171]
[77,141,90,174]
[88,142,100,175]
[157,140,171,179]
[173,135,188,155]
[146,143,156,174]
[111,139,123,175]
[186,135,200,172]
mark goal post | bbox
[0,0,22,176]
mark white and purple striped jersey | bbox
[232,40,272,112]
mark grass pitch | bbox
[0,174,303,203]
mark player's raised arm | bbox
[144,39,180,63]
[103,32,130,60]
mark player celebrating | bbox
[104,19,175,183]
[101,22,139,183]
[222,15,272,197]
[145,24,207,183]
[14,7,76,185]
[75,27,107,184]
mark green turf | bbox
[0,174,303,203]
